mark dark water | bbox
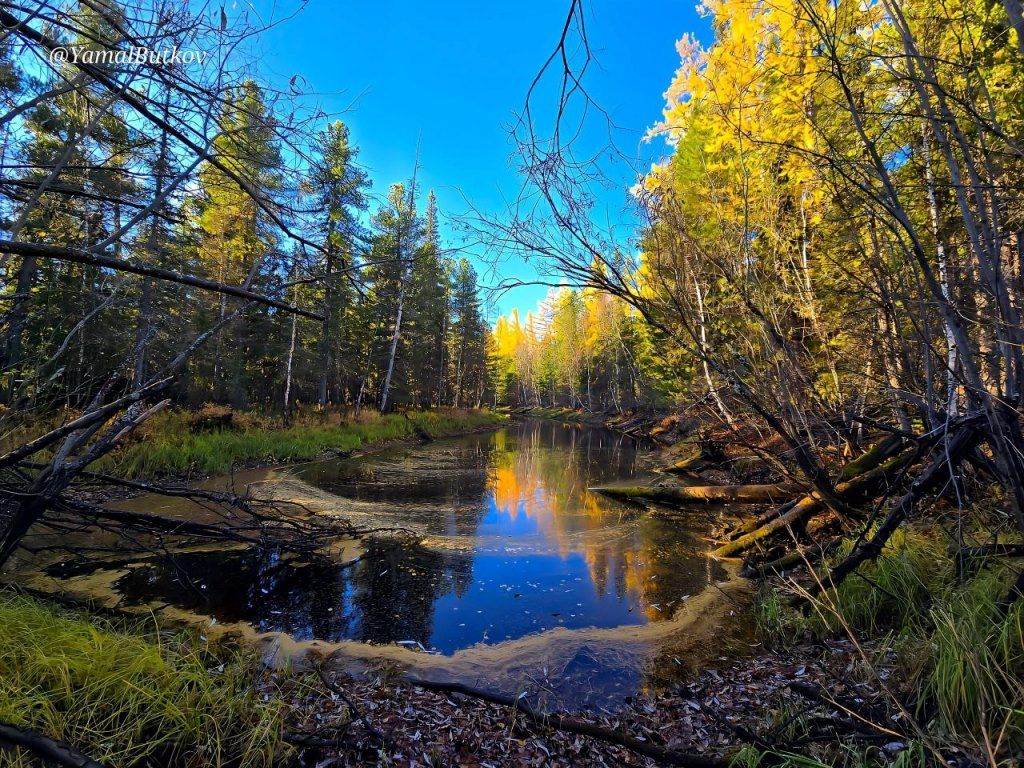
[50,420,726,654]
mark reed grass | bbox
[0,592,285,767]
[754,528,1024,760]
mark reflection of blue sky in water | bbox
[427,550,643,653]
[63,420,725,654]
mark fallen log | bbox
[664,454,712,474]
[726,499,800,540]
[725,437,909,544]
[802,426,980,601]
[713,446,916,559]
[663,442,727,474]
[406,677,730,768]
[835,435,905,482]
[591,482,801,506]
[740,538,843,578]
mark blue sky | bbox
[245,0,711,317]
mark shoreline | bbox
[7,412,998,766]
[8,411,995,765]
[85,408,509,497]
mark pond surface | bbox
[40,419,728,658]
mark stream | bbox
[9,419,747,708]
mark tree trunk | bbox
[318,244,335,407]
[379,278,406,413]
[284,311,297,412]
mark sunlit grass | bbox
[0,592,285,767]
[754,528,1024,758]
[96,406,506,478]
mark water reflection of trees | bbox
[489,420,719,620]
[114,542,476,645]
[297,441,492,537]
[111,421,723,645]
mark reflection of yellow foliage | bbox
[485,428,678,618]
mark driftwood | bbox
[0,722,106,768]
[592,482,801,506]
[406,677,731,768]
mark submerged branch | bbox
[591,482,801,506]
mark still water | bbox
[45,419,728,655]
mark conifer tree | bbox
[307,120,369,406]
[195,80,282,407]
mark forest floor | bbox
[0,587,900,768]
[276,633,901,768]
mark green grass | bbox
[0,592,285,767]
[729,743,928,768]
[927,570,1024,741]
[755,530,952,641]
[754,528,1024,759]
[97,407,506,478]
